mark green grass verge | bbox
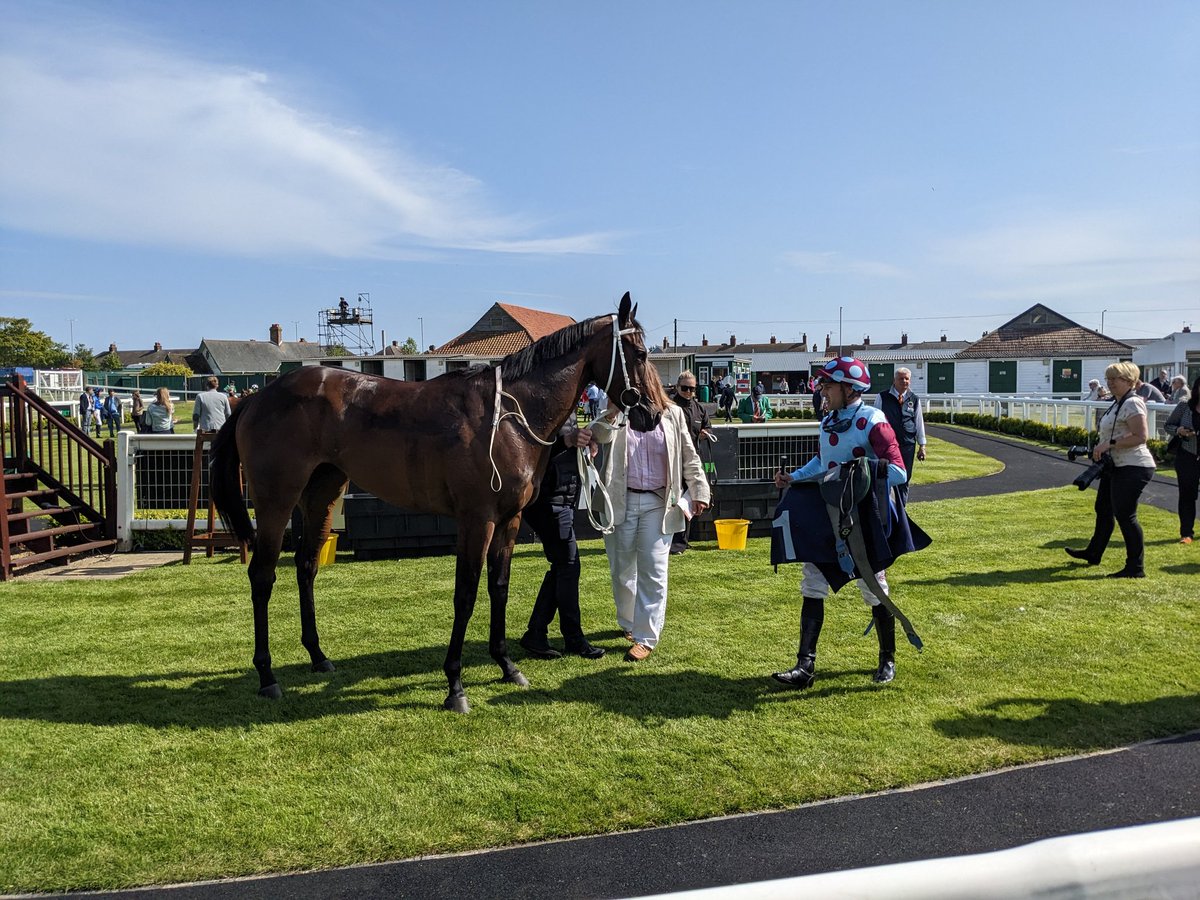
[2,487,1198,891]
[910,435,1004,485]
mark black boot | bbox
[773,597,823,688]
[871,604,896,684]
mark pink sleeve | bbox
[868,421,905,470]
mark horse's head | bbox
[587,291,666,416]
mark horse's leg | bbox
[487,515,528,688]
[444,521,493,713]
[248,507,289,699]
[295,465,347,675]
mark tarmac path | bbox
[18,427,1199,900]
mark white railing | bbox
[921,394,1177,439]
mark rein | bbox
[487,314,641,497]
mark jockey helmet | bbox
[816,356,871,392]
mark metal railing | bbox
[922,394,1177,439]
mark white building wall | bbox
[1017,359,1050,395]
[952,360,989,394]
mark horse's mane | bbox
[443,312,643,382]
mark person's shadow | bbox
[933,695,1200,750]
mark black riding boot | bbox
[872,603,896,684]
[773,597,824,688]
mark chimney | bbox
[729,334,737,346]
[1184,325,1192,333]
[825,334,831,351]
[863,335,871,347]
[812,344,818,353]
[940,334,948,342]
[770,335,777,344]
[661,336,668,350]
[392,340,399,347]
[801,332,807,346]
[270,323,284,345]
[154,341,162,352]
[701,335,708,346]
[108,343,117,353]
[901,332,908,345]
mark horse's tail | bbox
[209,402,255,544]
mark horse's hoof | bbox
[258,683,283,700]
[443,695,471,714]
[312,659,335,674]
[502,671,530,688]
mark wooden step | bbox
[4,471,35,481]
[8,522,102,546]
[5,488,60,502]
[6,505,86,523]
[9,539,119,570]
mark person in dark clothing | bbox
[519,423,606,660]
[874,367,926,505]
[718,379,736,423]
[669,370,712,554]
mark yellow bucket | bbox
[714,518,750,550]
[317,533,339,567]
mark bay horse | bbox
[209,293,651,712]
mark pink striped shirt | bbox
[625,422,669,491]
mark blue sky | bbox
[2,0,1198,355]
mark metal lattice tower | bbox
[319,293,375,355]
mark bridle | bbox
[487,313,643,494]
[601,314,643,415]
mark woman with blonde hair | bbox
[593,376,710,661]
[144,387,176,434]
[1065,361,1156,577]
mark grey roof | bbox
[200,339,327,375]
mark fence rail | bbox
[922,393,1177,439]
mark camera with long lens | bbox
[1066,444,1089,462]
[1072,452,1113,490]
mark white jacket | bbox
[593,405,711,534]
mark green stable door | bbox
[1052,359,1082,397]
[927,362,955,394]
[989,360,1017,394]
[868,363,894,392]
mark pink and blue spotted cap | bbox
[816,356,871,392]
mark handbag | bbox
[1166,434,1182,455]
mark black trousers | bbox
[896,441,916,505]
[1176,449,1199,539]
[1086,465,1155,572]
[523,500,584,642]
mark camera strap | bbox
[1101,393,1131,449]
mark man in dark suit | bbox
[518,424,606,660]
[874,367,926,505]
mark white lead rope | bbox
[489,367,555,493]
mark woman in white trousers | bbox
[594,381,710,661]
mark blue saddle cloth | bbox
[770,468,932,592]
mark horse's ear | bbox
[618,291,633,327]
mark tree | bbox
[70,344,98,370]
[399,337,419,354]
[97,351,124,371]
[0,317,70,368]
[140,362,194,377]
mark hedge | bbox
[925,410,1172,462]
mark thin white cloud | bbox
[0,21,610,259]
[780,250,905,279]
[932,212,1200,300]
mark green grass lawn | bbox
[2,485,1198,891]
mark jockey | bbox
[771,356,915,688]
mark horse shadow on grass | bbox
[0,642,505,730]
[933,695,1200,751]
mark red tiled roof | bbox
[435,302,576,356]
[957,304,1133,358]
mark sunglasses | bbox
[677,385,696,392]
[821,411,856,434]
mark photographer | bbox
[1164,375,1200,545]
[1065,362,1156,578]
